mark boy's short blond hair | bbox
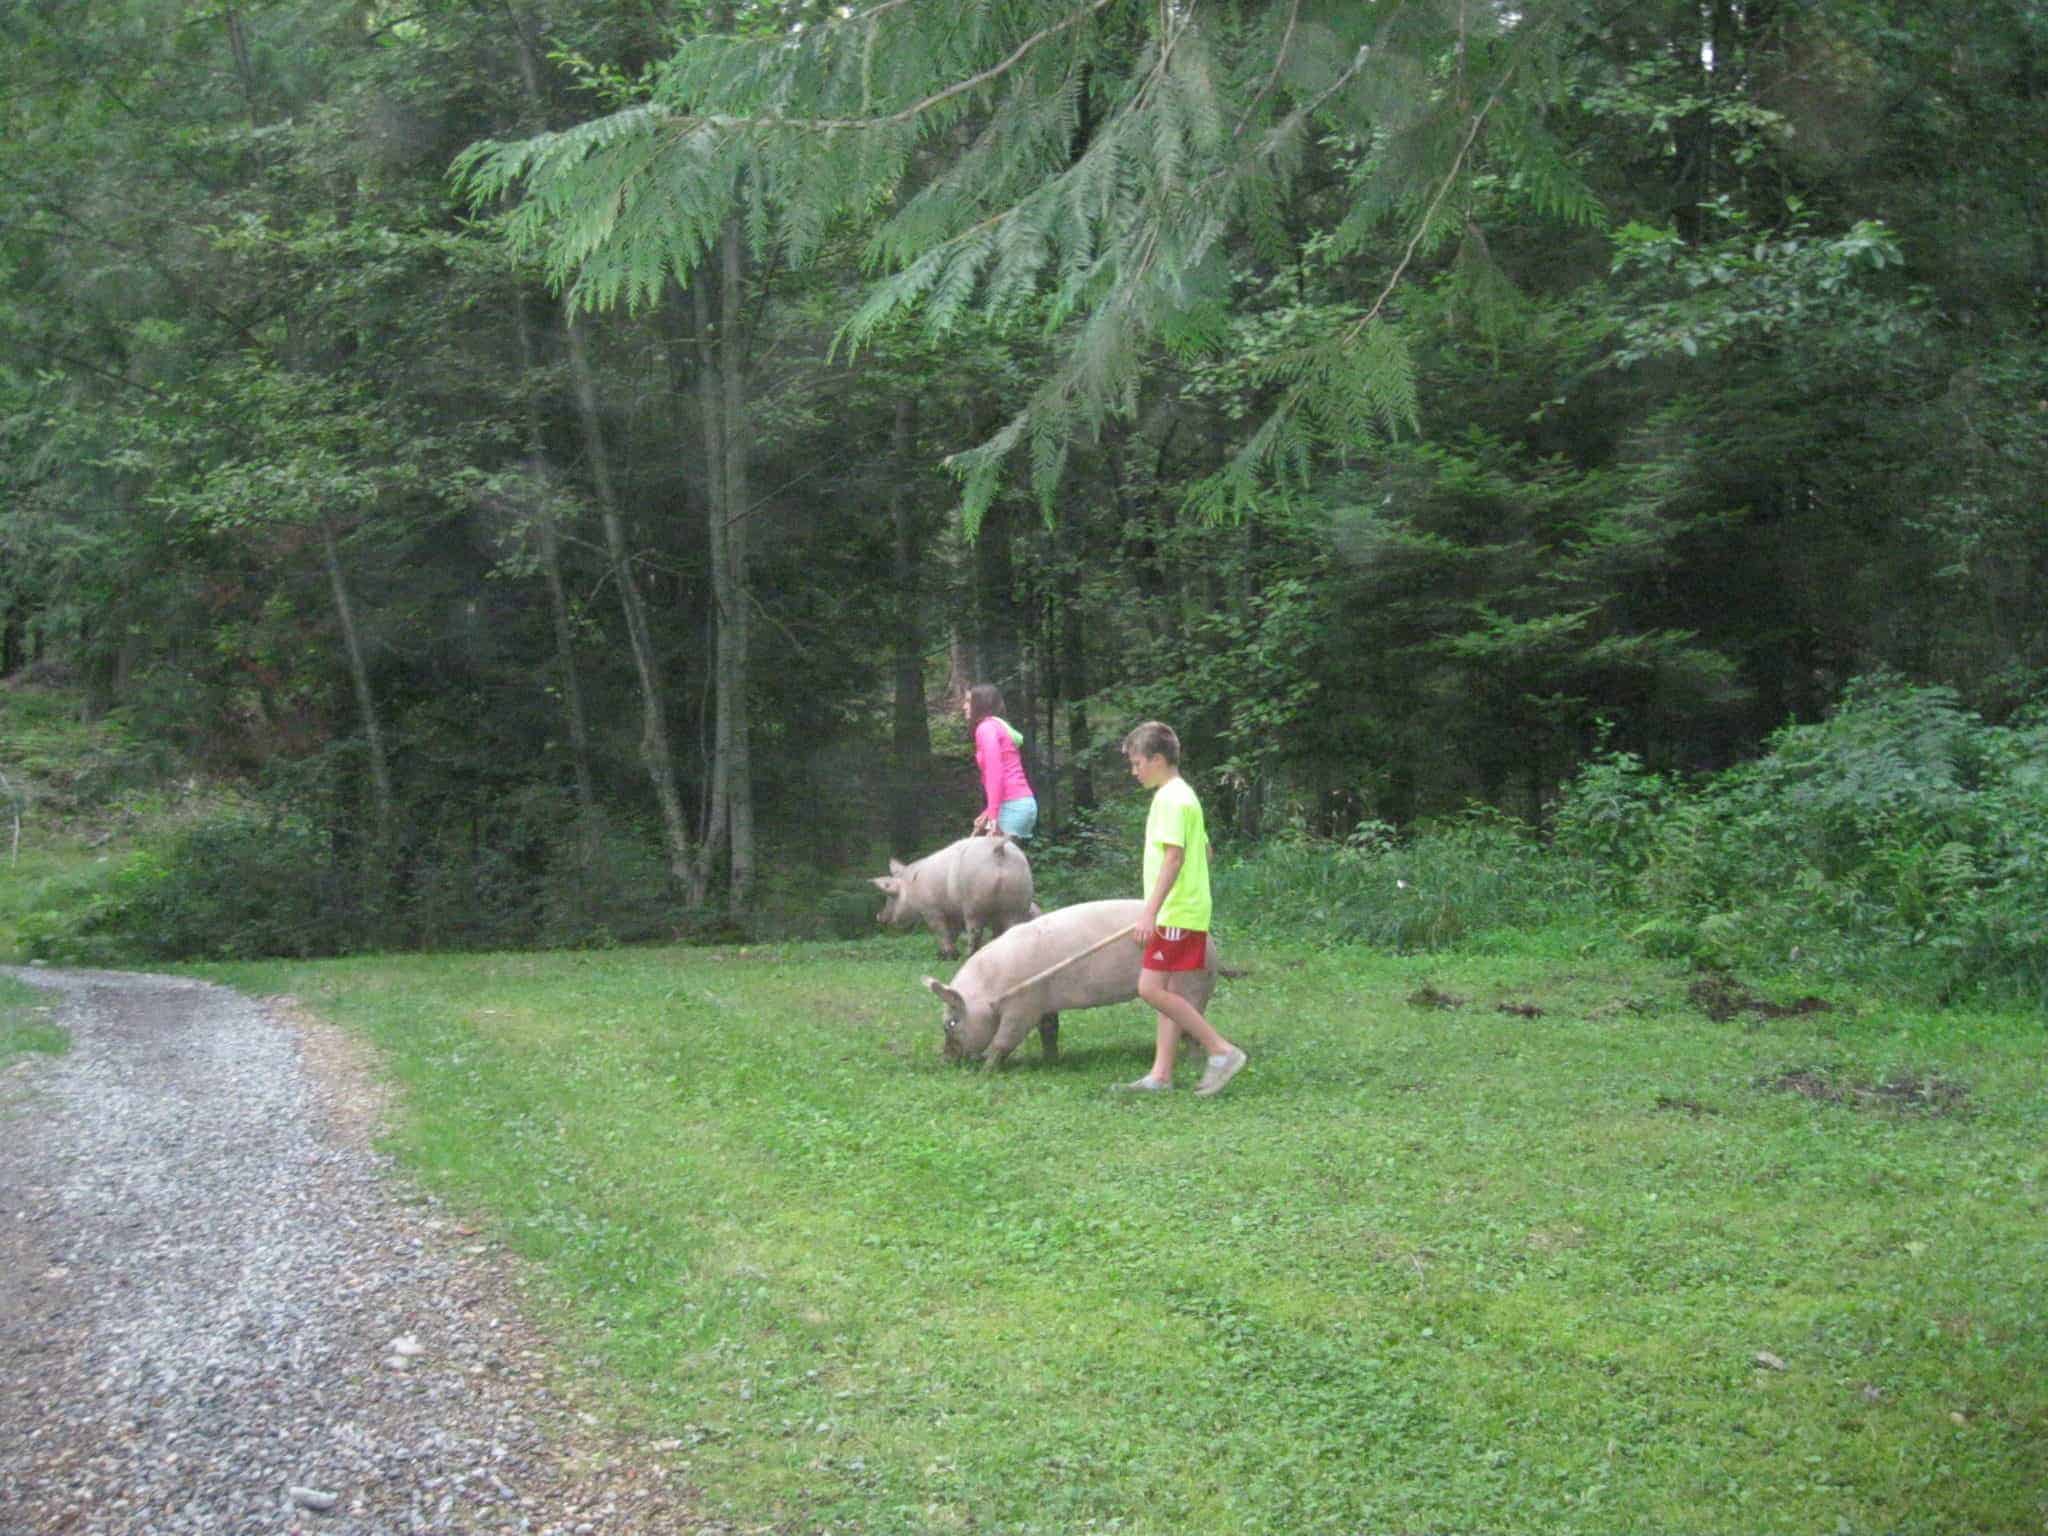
[1121,721,1181,766]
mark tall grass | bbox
[1218,811,1598,952]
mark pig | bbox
[923,898,1219,1070]
[872,834,1036,959]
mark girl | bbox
[964,683,1038,839]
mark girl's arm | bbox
[974,719,1005,824]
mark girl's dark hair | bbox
[967,683,1005,726]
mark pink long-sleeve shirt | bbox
[974,716,1034,821]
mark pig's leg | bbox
[925,914,958,960]
[1037,1013,1060,1062]
[980,1010,1039,1071]
[1173,966,1217,1016]
[966,900,1000,953]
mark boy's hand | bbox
[1137,844,1182,945]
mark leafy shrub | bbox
[1552,676,2048,1002]
[1547,747,1672,891]
[22,815,353,963]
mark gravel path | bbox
[0,967,716,1536]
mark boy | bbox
[1115,721,1247,1097]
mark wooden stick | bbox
[991,925,1137,1004]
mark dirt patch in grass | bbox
[1653,1093,1716,1117]
[1760,1067,1969,1114]
[1584,996,1652,1021]
[1525,1223,1588,1253]
[1768,1069,1841,1102]
[1407,984,1465,1010]
[1864,1070,1971,1113]
[1688,975,1833,1024]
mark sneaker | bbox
[1112,1073,1171,1092]
[1193,1047,1247,1097]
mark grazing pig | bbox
[923,898,1218,1070]
[872,834,1036,959]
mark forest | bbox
[2,0,2044,965]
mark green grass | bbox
[199,933,2048,1536]
[0,974,68,1061]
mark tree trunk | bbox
[947,630,975,706]
[888,395,931,857]
[1672,0,1730,243]
[975,499,1019,691]
[682,219,756,909]
[1057,507,1094,814]
[505,1,602,859]
[223,9,260,128]
[2,602,24,678]
[319,516,395,850]
[717,219,754,910]
[688,278,730,907]
[564,312,696,891]
[513,298,602,856]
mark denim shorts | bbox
[996,796,1038,839]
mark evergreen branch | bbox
[1231,0,1303,140]
[665,0,1124,135]
[1350,52,1521,338]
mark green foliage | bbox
[1553,676,2048,1003]
[22,816,353,965]
[1547,743,1672,883]
[1605,198,1910,367]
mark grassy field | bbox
[201,931,2048,1536]
[0,972,68,1064]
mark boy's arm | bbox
[1137,843,1184,944]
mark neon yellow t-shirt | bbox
[1143,775,1212,931]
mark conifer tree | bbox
[456,0,1605,521]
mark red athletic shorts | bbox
[1140,927,1208,973]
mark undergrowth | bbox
[18,674,2048,1012]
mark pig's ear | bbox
[888,858,907,876]
[922,977,964,1010]
[871,876,897,892]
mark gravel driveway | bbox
[0,967,714,1536]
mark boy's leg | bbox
[1138,969,1232,1057]
[1147,1009,1179,1082]
[1137,969,1246,1096]
[1114,1004,1179,1089]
